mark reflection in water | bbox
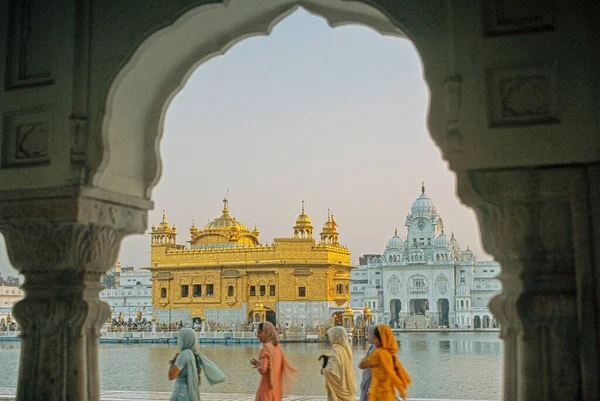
[439,340,451,353]
[408,341,429,351]
[0,332,502,399]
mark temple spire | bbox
[222,197,229,215]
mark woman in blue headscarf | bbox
[168,328,202,401]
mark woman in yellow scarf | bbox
[358,325,411,401]
[321,326,357,401]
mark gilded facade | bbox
[149,199,354,327]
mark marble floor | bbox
[0,388,494,401]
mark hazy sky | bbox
[0,9,492,277]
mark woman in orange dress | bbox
[358,325,411,401]
[250,321,298,401]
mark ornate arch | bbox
[97,0,446,200]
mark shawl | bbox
[177,328,201,401]
[324,327,357,401]
[373,325,411,400]
[359,325,377,401]
[260,322,298,396]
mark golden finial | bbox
[162,209,167,223]
[327,209,331,221]
[421,181,425,193]
[301,200,305,213]
[222,197,229,214]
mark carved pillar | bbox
[0,192,148,401]
[457,167,598,401]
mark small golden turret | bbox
[320,209,339,245]
[342,303,354,328]
[363,302,373,325]
[151,210,177,247]
[293,200,313,238]
[189,219,198,240]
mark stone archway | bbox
[1,2,598,401]
[266,309,276,326]
[437,298,449,327]
[390,299,401,326]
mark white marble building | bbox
[351,185,501,328]
[100,270,154,322]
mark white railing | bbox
[100,331,175,340]
[0,330,20,337]
[98,331,259,340]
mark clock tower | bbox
[405,183,441,262]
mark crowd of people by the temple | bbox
[167,322,411,401]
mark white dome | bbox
[411,191,435,215]
[435,231,450,248]
[387,229,403,249]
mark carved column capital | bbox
[456,167,586,401]
[0,189,150,401]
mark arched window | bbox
[228,285,234,296]
[160,288,167,298]
[336,284,343,294]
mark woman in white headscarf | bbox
[322,326,357,401]
[168,328,202,401]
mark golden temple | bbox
[149,199,354,326]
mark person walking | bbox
[168,328,203,401]
[321,326,357,401]
[358,325,411,401]
[250,321,298,401]
[359,325,377,401]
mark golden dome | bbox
[158,210,171,230]
[343,304,353,315]
[321,210,338,232]
[363,302,372,317]
[322,210,333,231]
[190,198,260,247]
[203,198,250,232]
[295,200,311,226]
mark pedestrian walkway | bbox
[0,388,324,401]
[0,387,494,401]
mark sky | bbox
[0,9,492,277]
